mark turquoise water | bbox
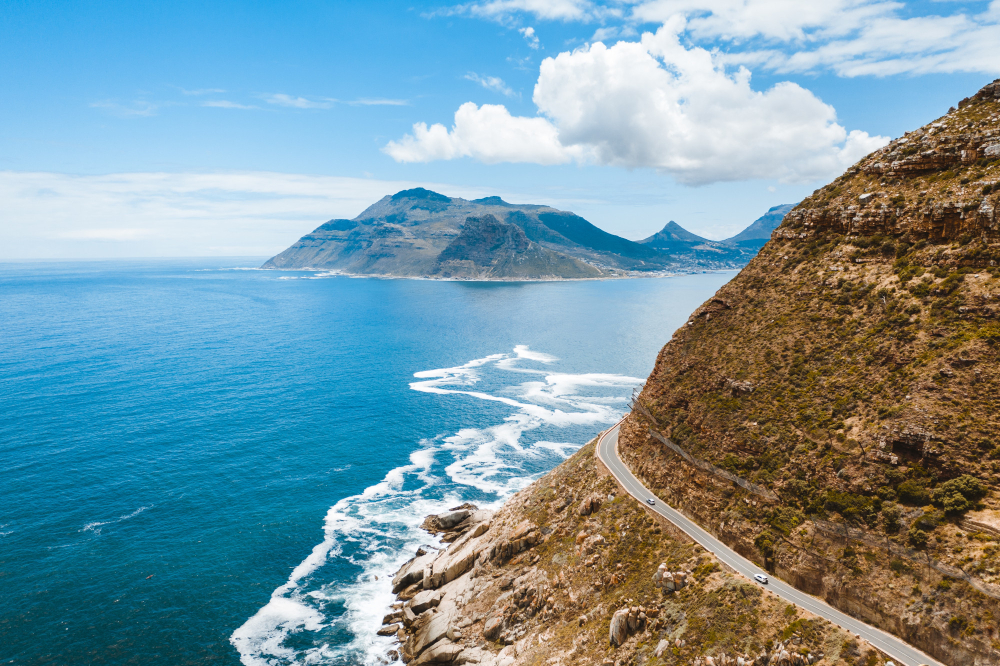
[0,259,731,665]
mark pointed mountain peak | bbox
[724,203,796,246]
[640,221,709,246]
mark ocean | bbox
[0,259,731,665]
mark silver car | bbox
[646,498,656,506]
[753,573,768,584]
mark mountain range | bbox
[262,191,794,279]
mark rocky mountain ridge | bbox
[619,78,1000,666]
[261,189,792,280]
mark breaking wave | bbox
[230,346,641,665]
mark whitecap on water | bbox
[80,505,153,535]
[231,345,642,665]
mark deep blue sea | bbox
[0,259,731,666]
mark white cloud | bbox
[264,94,335,109]
[55,228,155,241]
[629,0,897,41]
[180,87,227,95]
[519,26,541,48]
[262,94,407,109]
[0,171,495,259]
[349,98,409,106]
[449,0,1000,76]
[203,100,258,109]
[629,0,1000,76]
[90,100,158,118]
[383,102,586,165]
[464,72,518,97]
[590,25,637,42]
[451,0,604,21]
[385,21,887,184]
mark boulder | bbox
[655,639,669,657]
[489,521,541,563]
[444,540,480,584]
[483,615,503,641]
[510,520,536,541]
[377,623,400,636]
[609,608,630,646]
[400,582,423,601]
[410,589,443,614]
[438,510,473,530]
[413,608,457,656]
[411,639,465,665]
[393,552,437,593]
[579,494,603,516]
[456,647,488,664]
[425,542,481,590]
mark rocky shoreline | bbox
[375,439,877,666]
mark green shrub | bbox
[889,557,910,574]
[882,503,902,533]
[948,615,969,633]
[824,491,877,525]
[755,531,776,560]
[908,526,929,549]
[898,479,931,505]
[769,506,805,535]
[913,510,944,532]
[931,474,988,514]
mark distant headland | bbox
[262,188,794,280]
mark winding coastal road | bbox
[596,422,944,666]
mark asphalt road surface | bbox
[596,421,944,666]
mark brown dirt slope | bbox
[386,440,892,666]
[619,79,1000,666]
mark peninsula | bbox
[262,190,791,280]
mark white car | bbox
[646,498,656,506]
[753,573,769,584]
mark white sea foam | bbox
[231,346,642,665]
[80,505,152,535]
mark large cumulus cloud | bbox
[384,21,887,185]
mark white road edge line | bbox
[595,419,943,666]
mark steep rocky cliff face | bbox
[381,440,890,666]
[619,79,1000,666]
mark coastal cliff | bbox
[381,440,889,666]
[618,78,1000,666]
[378,79,1000,666]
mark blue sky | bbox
[2,0,998,258]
